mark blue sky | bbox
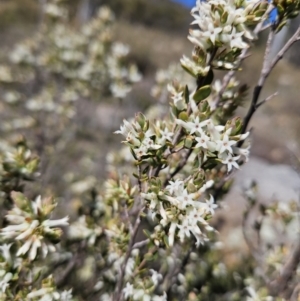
[171,0,278,23]
[171,0,196,8]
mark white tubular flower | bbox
[22,237,42,261]
[166,179,184,195]
[44,3,67,19]
[171,91,186,111]
[0,243,13,265]
[1,193,68,261]
[110,83,132,99]
[128,65,142,82]
[123,282,134,299]
[149,269,163,286]
[133,289,151,301]
[111,42,130,58]
[0,272,13,293]
[27,288,59,300]
[42,217,69,228]
[60,289,73,301]
[227,28,249,49]
[219,153,240,172]
[68,215,102,246]
[115,119,137,138]
[176,189,196,210]
[205,195,218,215]
[158,127,173,144]
[233,145,250,162]
[202,23,223,44]
[195,132,210,149]
[176,116,210,135]
[215,131,237,154]
[28,288,73,301]
[180,55,210,76]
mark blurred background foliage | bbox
[0,0,191,33]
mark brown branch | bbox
[290,283,300,301]
[56,256,77,287]
[269,241,300,296]
[113,205,144,301]
[132,239,150,249]
[255,91,278,109]
[163,148,193,186]
[132,246,158,278]
[166,244,195,299]
[239,26,300,140]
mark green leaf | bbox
[184,85,190,104]
[202,69,214,86]
[181,64,196,78]
[143,229,151,239]
[277,4,285,14]
[142,165,150,175]
[288,10,300,18]
[276,20,287,33]
[163,235,170,248]
[130,148,138,160]
[193,85,211,104]
[202,158,219,170]
[135,112,147,129]
[11,191,29,210]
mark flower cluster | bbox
[176,116,249,171]
[123,273,167,301]
[1,192,68,261]
[0,139,40,202]
[116,115,167,161]
[143,179,216,247]
[189,0,262,51]
[26,276,73,301]
[151,63,196,103]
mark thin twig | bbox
[256,91,278,109]
[56,241,87,288]
[163,149,193,186]
[268,241,300,296]
[242,209,258,255]
[166,243,195,299]
[132,246,158,278]
[124,204,133,235]
[266,27,300,80]
[290,283,300,301]
[239,26,300,139]
[113,205,144,301]
[137,165,142,192]
[132,239,150,249]
[56,257,77,287]
[242,207,269,283]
